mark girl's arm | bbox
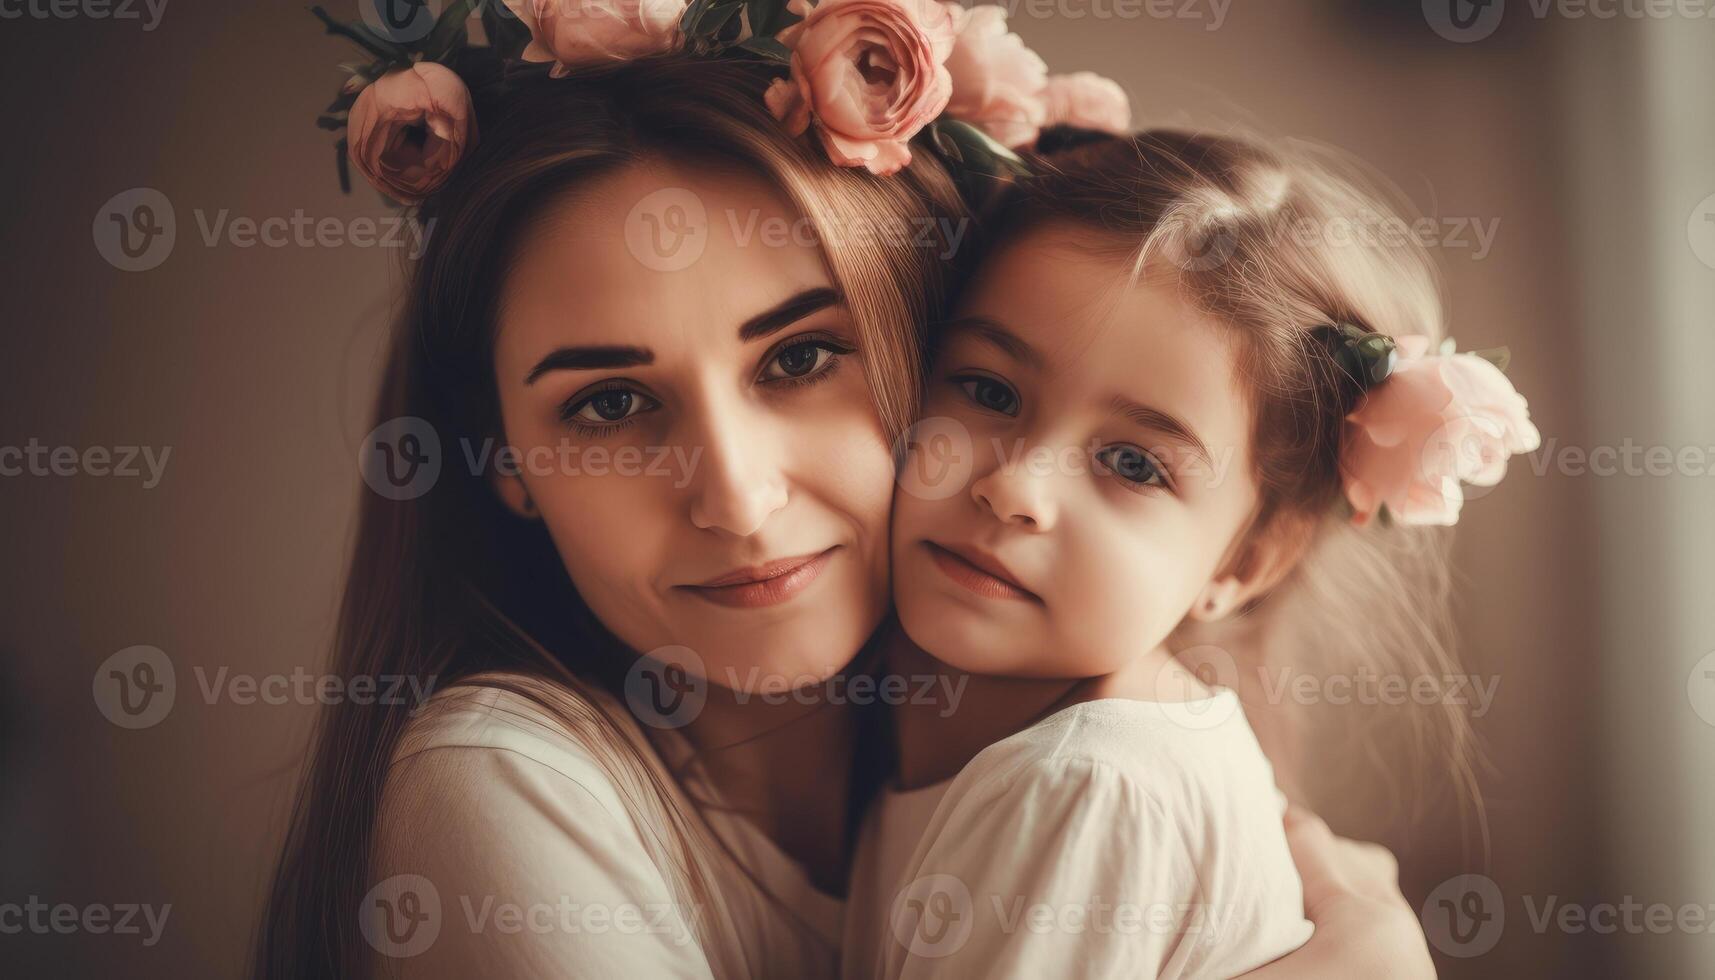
[1238,807,1436,979]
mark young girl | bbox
[847,129,1539,978]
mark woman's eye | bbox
[760,338,851,383]
[1095,445,1169,490]
[563,387,655,427]
[955,376,1020,417]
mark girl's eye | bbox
[760,338,853,384]
[954,375,1020,416]
[1095,445,1170,491]
[562,386,657,428]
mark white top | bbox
[369,673,843,979]
[842,780,952,980]
[847,694,1313,980]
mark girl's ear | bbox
[490,465,540,520]
[1189,513,1316,622]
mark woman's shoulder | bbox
[398,671,644,769]
[386,670,671,832]
[372,671,724,977]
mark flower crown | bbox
[312,0,1131,203]
[1317,323,1540,528]
[312,4,1538,530]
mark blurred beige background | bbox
[1,1,1711,976]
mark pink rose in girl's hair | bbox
[508,0,687,75]
[347,62,476,205]
[765,0,956,175]
[939,3,1047,148]
[1041,71,1131,134]
[1341,336,1541,527]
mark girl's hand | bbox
[1239,805,1437,979]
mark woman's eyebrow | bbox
[525,345,653,384]
[941,315,1044,369]
[738,286,842,342]
[1110,395,1212,467]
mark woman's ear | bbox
[490,466,540,519]
[1189,513,1316,622]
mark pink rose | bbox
[1341,337,1541,527]
[765,0,957,176]
[508,0,687,75]
[939,3,1047,149]
[1041,71,1131,134]
[347,62,476,205]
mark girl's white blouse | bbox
[843,694,1314,979]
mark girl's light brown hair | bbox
[254,54,965,979]
[971,128,1480,834]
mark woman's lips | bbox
[680,547,838,609]
[925,541,1038,602]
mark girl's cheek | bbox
[1065,536,1182,661]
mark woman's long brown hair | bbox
[253,54,963,979]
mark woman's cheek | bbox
[803,399,898,589]
[533,466,673,612]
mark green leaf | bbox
[421,0,479,61]
[1469,346,1512,373]
[477,3,526,50]
[335,137,352,194]
[736,36,791,62]
[480,1,533,59]
[928,122,964,164]
[681,0,715,35]
[716,4,745,42]
[694,0,743,37]
[322,88,359,114]
[933,119,1029,175]
[746,0,800,36]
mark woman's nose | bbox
[684,403,789,537]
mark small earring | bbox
[520,493,538,517]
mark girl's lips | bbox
[925,541,1038,602]
[680,547,838,609]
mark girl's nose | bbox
[969,459,1057,532]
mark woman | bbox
[255,54,1432,978]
